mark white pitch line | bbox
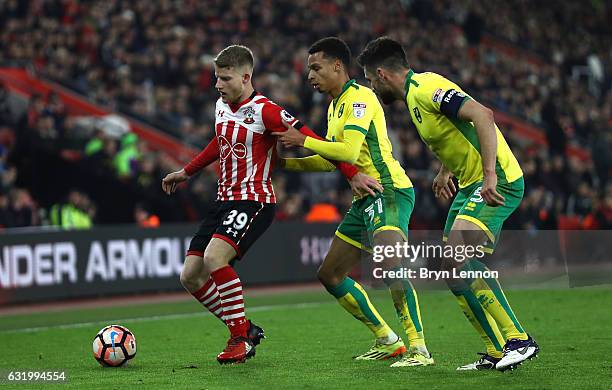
[0,301,331,335]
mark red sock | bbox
[210,265,248,337]
[192,278,224,321]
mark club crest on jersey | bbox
[280,110,295,123]
[352,102,366,119]
[218,135,247,160]
[432,88,443,103]
[242,106,255,124]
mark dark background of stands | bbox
[0,0,609,231]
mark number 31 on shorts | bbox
[364,198,383,223]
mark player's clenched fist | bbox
[162,169,189,195]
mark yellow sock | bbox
[327,277,392,339]
[467,260,528,341]
[388,280,426,349]
[469,279,528,341]
[453,291,505,358]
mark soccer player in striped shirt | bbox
[275,37,433,367]
[162,45,380,364]
[356,37,539,371]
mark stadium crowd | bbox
[0,0,609,230]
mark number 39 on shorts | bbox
[222,210,248,230]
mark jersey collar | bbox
[403,69,417,99]
[333,79,356,108]
[228,90,258,113]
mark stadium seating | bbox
[0,0,608,230]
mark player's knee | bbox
[202,253,226,273]
[179,266,199,291]
[317,266,340,288]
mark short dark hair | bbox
[214,45,254,70]
[356,37,409,71]
[308,37,352,68]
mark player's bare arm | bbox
[274,114,382,197]
[274,119,363,164]
[457,99,505,206]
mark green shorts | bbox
[443,177,524,253]
[336,186,415,251]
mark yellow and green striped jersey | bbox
[326,79,412,189]
[404,70,522,188]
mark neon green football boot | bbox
[390,350,434,367]
[354,337,406,360]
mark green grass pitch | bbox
[0,287,610,389]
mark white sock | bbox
[410,345,430,357]
[377,331,399,345]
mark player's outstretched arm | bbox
[161,137,219,195]
[279,154,382,197]
[183,137,220,176]
[273,120,381,196]
[273,119,364,164]
[261,103,358,179]
[280,154,337,172]
[457,99,505,206]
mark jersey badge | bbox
[242,106,255,124]
[352,102,366,119]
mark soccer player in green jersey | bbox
[274,37,433,367]
[356,37,539,371]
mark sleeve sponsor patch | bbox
[280,109,295,123]
[432,88,444,103]
[352,102,367,119]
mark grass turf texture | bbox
[0,287,610,389]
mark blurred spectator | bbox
[113,132,140,178]
[276,193,305,221]
[462,9,485,47]
[134,203,160,228]
[84,128,107,156]
[0,191,13,228]
[304,203,342,223]
[10,188,38,227]
[49,190,95,230]
[541,97,566,157]
[0,82,13,126]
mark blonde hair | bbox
[214,45,254,70]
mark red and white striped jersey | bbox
[214,93,298,203]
